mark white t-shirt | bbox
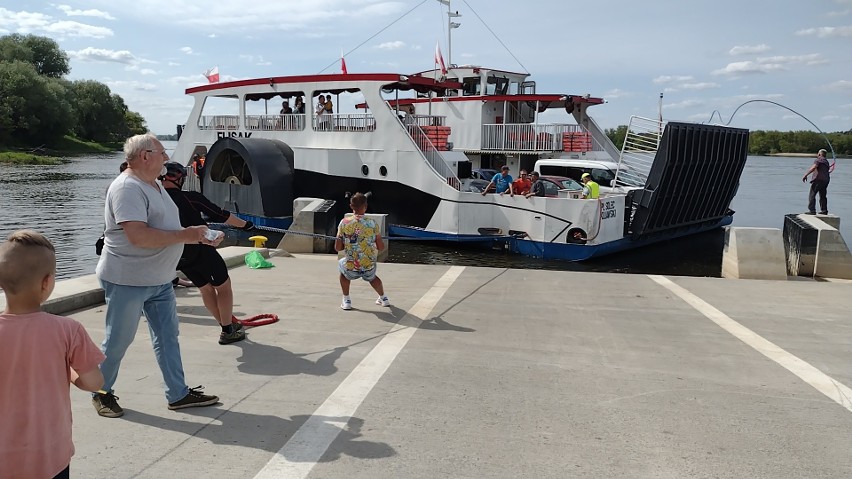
[96,173,184,286]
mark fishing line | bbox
[460,0,529,74]
[707,99,837,171]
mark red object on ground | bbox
[232,314,279,327]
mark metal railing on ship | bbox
[245,114,306,131]
[614,115,662,188]
[198,115,239,130]
[406,122,461,191]
[312,114,376,132]
[480,123,604,152]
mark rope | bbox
[707,99,837,172]
[209,223,516,242]
[232,314,279,328]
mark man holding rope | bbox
[161,162,255,345]
[802,148,831,215]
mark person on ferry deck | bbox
[481,165,514,197]
[280,100,292,115]
[525,171,546,198]
[512,170,532,196]
[580,172,600,199]
[294,96,306,114]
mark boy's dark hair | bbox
[0,230,56,295]
[350,192,368,209]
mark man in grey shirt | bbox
[93,133,222,418]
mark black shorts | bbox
[178,245,229,287]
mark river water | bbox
[1,143,849,280]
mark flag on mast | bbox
[435,41,447,76]
[203,66,219,83]
[341,51,348,74]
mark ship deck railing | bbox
[480,123,606,153]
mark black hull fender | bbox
[203,137,295,217]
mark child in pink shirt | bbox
[0,230,105,479]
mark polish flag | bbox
[435,41,447,76]
[204,66,219,83]
[341,52,348,74]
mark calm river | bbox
[1,143,849,280]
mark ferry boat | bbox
[172,23,749,262]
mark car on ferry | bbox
[539,175,583,198]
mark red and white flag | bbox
[435,41,447,76]
[341,52,348,74]
[203,66,219,83]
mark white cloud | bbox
[137,68,157,75]
[729,44,770,55]
[168,61,180,66]
[821,114,841,121]
[795,25,852,37]
[712,54,825,75]
[375,40,405,50]
[105,80,157,91]
[69,47,137,64]
[827,9,851,17]
[604,88,629,99]
[665,99,704,109]
[55,5,115,20]
[681,82,721,90]
[653,75,693,84]
[0,8,113,38]
[825,79,852,91]
[208,33,216,38]
[180,46,193,55]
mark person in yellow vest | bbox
[580,172,599,199]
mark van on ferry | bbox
[533,158,637,195]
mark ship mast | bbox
[437,0,461,69]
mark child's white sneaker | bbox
[341,297,352,310]
[375,296,390,307]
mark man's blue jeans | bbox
[98,280,189,403]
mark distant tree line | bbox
[605,125,851,157]
[0,34,147,147]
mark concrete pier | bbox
[3,251,851,478]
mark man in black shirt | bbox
[525,171,546,198]
[161,162,254,345]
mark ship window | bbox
[462,77,480,96]
[486,77,508,95]
[198,95,239,130]
[244,91,306,131]
[311,89,375,132]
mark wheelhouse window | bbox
[462,77,481,96]
[198,95,239,130]
[244,91,306,131]
[486,76,508,95]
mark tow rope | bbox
[232,313,279,327]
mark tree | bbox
[125,110,148,136]
[69,80,132,142]
[0,61,73,144]
[0,34,69,78]
[605,125,628,150]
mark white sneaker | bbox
[340,297,352,310]
[375,296,390,307]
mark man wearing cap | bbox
[161,162,254,345]
[525,171,546,198]
[580,172,599,199]
[481,165,514,197]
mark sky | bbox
[2,0,851,135]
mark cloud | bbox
[827,9,851,17]
[653,75,693,84]
[824,79,852,91]
[604,88,629,99]
[729,44,770,55]
[375,40,405,50]
[795,25,852,37]
[180,46,193,55]
[167,61,180,66]
[712,54,826,75]
[105,80,157,91]
[55,5,115,20]
[69,47,137,64]
[208,33,216,38]
[665,99,704,109]
[0,8,114,38]
[681,82,721,90]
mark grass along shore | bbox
[0,136,121,165]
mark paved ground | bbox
[56,254,852,478]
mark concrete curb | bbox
[0,247,275,315]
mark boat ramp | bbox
[3,248,850,478]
